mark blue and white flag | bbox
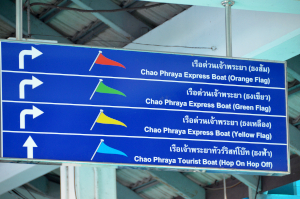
[91,139,127,160]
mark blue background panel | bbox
[1,41,285,88]
[2,102,287,144]
[2,72,286,116]
[3,132,287,171]
[0,41,288,172]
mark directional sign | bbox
[19,105,44,129]
[0,40,288,174]
[23,136,37,158]
[18,46,43,69]
[19,76,43,99]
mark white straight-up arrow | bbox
[19,46,43,69]
[20,106,44,129]
[23,136,37,158]
[19,76,43,99]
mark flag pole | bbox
[91,139,104,160]
[89,51,102,71]
[90,79,103,100]
[90,109,103,130]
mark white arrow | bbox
[19,76,43,99]
[20,106,44,129]
[19,46,43,69]
[23,136,37,159]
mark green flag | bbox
[90,80,126,100]
[96,82,126,96]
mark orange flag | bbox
[95,54,125,68]
[89,51,125,71]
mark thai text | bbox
[187,88,271,102]
[183,116,272,129]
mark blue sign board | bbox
[0,40,288,174]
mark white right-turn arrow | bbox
[23,136,37,159]
[19,46,43,69]
[19,76,43,99]
[20,106,44,129]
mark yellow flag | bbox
[96,112,127,127]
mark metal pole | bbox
[223,174,227,199]
[222,0,235,57]
[221,2,234,198]
[27,0,31,38]
[16,0,23,40]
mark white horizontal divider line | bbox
[3,130,287,146]
[2,70,285,90]
[2,100,287,118]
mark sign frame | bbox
[0,39,289,175]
